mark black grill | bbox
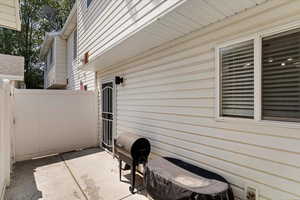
[114,133,151,194]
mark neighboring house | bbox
[40,5,95,90]
[0,54,24,82]
[78,0,300,200]
[0,0,21,31]
[40,32,67,89]
[0,0,24,83]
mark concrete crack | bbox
[59,154,89,200]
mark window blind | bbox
[49,47,53,65]
[73,29,77,60]
[262,29,300,122]
[220,40,254,118]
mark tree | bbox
[41,0,75,31]
[0,0,75,89]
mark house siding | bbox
[67,29,95,91]
[45,36,67,88]
[95,1,300,200]
[46,65,55,88]
[0,54,24,79]
[54,36,67,85]
[77,0,184,62]
[0,0,20,31]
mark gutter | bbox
[61,3,77,39]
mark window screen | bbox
[73,29,77,60]
[44,57,48,70]
[220,40,254,118]
[87,0,92,8]
[49,47,53,65]
[262,29,300,122]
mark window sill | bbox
[255,119,300,130]
[215,116,300,129]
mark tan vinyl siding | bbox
[44,48,53,88]
[54,36,67,85]
[77,0,183,63]
[45,36,67,88]
[67,30,95,91]
[0,0,21,31]
[0,54,24,79]
[96,1,300,200]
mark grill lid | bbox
[115,132,151,160]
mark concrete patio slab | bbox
[5,148,149,200]
[5,155,86,200]
[61,148,148,200]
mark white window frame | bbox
[215,35,257,122]
[215,21,300,128]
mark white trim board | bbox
[0,74,23,81]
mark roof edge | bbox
[39,32,61,59]
[61,3,77,39]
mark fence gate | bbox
[13,89,98,161]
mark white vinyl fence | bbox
[0,80,13,200]
[14,89,98,161]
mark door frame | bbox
[100,77,117,153]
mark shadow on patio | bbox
[5,148,148,200]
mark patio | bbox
[5,148,148,200]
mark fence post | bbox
[0,80,12,200]
[0,80,6,199]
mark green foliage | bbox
[0,0,75,89]
[25,67,44,89]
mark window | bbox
[219,40,255,118]
[217,26,300,123]
[49,47,53,65]
[44,57,48,71]
[262,29,300,122]
[87,0,92,8]
[73,29,77,60]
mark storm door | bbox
[101,82,113,151]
